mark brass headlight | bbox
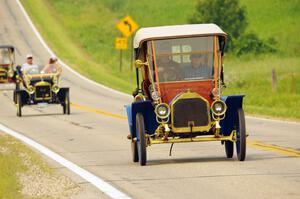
[8,69,14,78]
[155,103,170,119]
[52,84,60,93]
[211,100,227,116]
[27,85,35,94]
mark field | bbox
[20,0,300,120]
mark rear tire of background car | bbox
[63,91,70,115]
[225,141,234,158]
[136,113,147,166]
[236,108,246,161]
[131,140,139,162]
[16,93,22,117]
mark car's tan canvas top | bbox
[134,23,227,48]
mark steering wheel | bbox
[160,67,180,82]
[27,67,39,74]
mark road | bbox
[0,0,299,198]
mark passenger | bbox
[182,54,212,79]
[42,56,62,75]
[21,54,39,74]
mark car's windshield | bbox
[0,49,13,65]
[153,36,214,82]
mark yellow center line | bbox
[248,140,300,157]
[70,102,127,120]
[70,102,300,157]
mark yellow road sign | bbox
[116,16,138,37]
[115,37,128,50]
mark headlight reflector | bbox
[211,100,226,116]
[155,103,170,119]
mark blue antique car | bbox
[126,24,246,166]
[14,63,70,117]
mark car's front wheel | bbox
[225,141,234,158]
[16,92,22,117]
[236,108,246,161]
[136,113,147,166]
[63,91,70,115]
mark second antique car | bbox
[126,24,247,166]
[0,45,15,84]
[14,63,70,117]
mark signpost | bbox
[115,15,138,71]
[115,37,128,71]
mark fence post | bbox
[272,68,277,92]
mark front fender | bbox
[220,95,245,136]
[125,100,158,138]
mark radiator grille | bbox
[173,98,209,128]
[35,85,51,99]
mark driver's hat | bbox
[26,54,33,59]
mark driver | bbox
[156,42,179,81]
[21,54,39,74]
[42,56,62,75]
[182,54,212,79]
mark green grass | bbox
[240,0,300,56]
[0,133,50,199]
[224,55,300,119]
[20,0,300,120]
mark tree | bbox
[190,0,247,49]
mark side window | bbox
[171,45,191,63]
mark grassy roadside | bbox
[20,0,300,120]
[0,134,25,198]
[0,132,79,198]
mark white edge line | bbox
[0,123,131,199]
[15,0,130,98]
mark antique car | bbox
[0,45,15,84]
[126,24,246,166]
[14,64,70,117]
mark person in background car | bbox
[21,54,39,74]
[42,56,62,75]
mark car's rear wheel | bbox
[136,113,147,166]
[63,91,70,115]
[16,92,22,117]
[236,108,246,161]
[131,140,139,162]
[225,141,234,158]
